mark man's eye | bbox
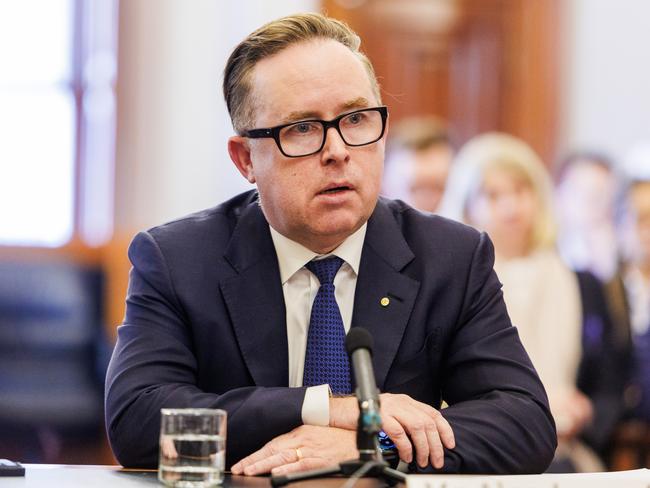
[346,112,365,125]
[290,122,317,134]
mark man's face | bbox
[469,168,537,255]
[230,39,385,253]
[407,144,453,213]
[558,161,615,228]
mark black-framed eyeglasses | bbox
[240,106,388,158]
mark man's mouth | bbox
[318,183,353,195]
[319,186,351,194]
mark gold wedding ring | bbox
[295,447,303,461]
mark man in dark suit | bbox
[105,13,556,475]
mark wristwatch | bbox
[377,430,399,469]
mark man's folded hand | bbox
[329,393,456,469]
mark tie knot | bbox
[306,256,344,285]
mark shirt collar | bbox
[269,223,367,284]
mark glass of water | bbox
[159,408,227,487]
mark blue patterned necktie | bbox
[302,256,352,394]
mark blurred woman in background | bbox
[441,133,627,471]
[606,145,650,425]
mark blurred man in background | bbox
[606,145,650,426]
[382,116,454,213]
[619,177,650,419]
[555,153,620,283]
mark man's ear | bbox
[228,136,256,183]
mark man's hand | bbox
[330,393,455,469]
[230,425,357,476]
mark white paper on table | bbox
[406,468,650,488]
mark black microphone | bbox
[345,327,382,449]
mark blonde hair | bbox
[441,132,556,250]
[223,12,381,134]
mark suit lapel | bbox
[352,200,420,390]
[219,197,420,390]
[220,200,289,387]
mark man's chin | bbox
[309,216,366,244]
[281,206,374,252]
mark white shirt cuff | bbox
[301,384,330,426]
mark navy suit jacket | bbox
[105,190,556,473]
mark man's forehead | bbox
[248,39,377,125]
[281,97,373,123]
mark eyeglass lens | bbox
[278,110,383,157]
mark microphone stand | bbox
[270,395,406,487]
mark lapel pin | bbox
[380,297,390,307]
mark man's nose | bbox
[320,126,350,164]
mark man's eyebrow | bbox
[282,110,320,124]
[281,98,373,124]
[340,97,371,111]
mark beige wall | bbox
[114,0,318,235]
[560,0,650,164]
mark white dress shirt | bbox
[269,223,367,426]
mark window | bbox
[0,0,117,247]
